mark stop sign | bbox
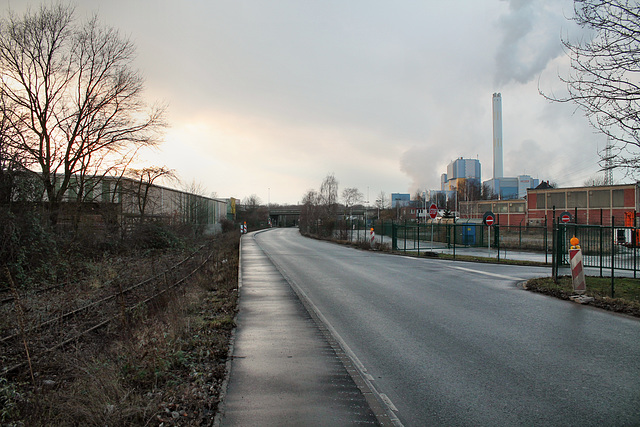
[560,211,572,223]
[429,203,438,219]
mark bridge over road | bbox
[268,206,301,227]
[268,205,374,227]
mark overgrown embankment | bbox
[1,228,239,426]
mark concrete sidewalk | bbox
[218,233,383,426]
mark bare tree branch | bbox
[0,5,166,226]
[541,0,640,178]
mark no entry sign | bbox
[429,203,438,219]
[483,211,495,226]
[560,211,572,223]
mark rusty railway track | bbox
[1,244,214,377]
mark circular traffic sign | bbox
[483,211,495,226]
[429,203,438,219]
[560,211,572,223]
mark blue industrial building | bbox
[391,193,411,208]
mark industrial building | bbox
[391,193,411,208]
[460,183,639,227]
[441,157,481,192]
[31,174,229,233]
[527,183,639,227]
[482,93,539,199]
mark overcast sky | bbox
[6,0,613,204]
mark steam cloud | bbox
[494,0,569,86]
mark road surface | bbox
[254,228,640,426]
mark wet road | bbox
[221,235,380,426]
[255,228,640,426]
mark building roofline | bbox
[527,183,638,192]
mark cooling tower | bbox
[492,93,503,179]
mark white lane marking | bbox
[449,265,525,281]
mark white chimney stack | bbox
[492,93,503,179]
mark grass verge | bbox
[524,276,640,318]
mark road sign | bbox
[429,203,438,219]
[560,211,572,223]
[483,211,495,226]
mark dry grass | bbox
[525,275,640,318]
[2,232,239,426]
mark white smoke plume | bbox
[494,0,571,86]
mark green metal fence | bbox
[334,219,640,278]
[377,220,505,259]
[553,222,640,278]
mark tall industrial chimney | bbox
[492,93,503,179]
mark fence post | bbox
[600,225,604,277]
[552,217,557,282]
[611,216,615,298]
[453,223,456,260]
[519,223,522,250]
[392,222,397,251]
[544,215,548,264]
[497,225,500,261]
[403,220,407,253]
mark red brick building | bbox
[459,184,640,227]
[527,184,640,227]
[460,200,527,226]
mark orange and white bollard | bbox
[370,227,375,247]
[569,236,586,294]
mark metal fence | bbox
[370,220,545,256]
[350,219,640,277]
[553,222,640,278]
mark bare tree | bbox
[375,191,387,210]
[583,174,606,187]
[0,4,165,226]
[319,173,339,207]
[456,179,481,202]
[543,0,640,176]
[125,166,176,219]
[242,194,262,210]
[178,180,213,234]
[342,187,363,213]
[299,189,319,234]
[319,173,339,235]
[481,183,496,200]
[0,92,26,203]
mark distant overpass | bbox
[268,206,301,227]
[268,205,375,227]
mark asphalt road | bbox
[254,228,640,427]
